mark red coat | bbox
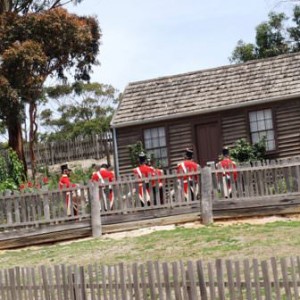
[176,160,200,195]
[217,157,238,181]
[92,168,115,183]
[133,164,156,203]
[92,168,115,206]
[59,174,77,189]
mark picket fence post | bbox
[200,166,214,225]
[89,182,102,237]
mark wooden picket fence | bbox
[1,256,300,299]
[1,132,113,167]
[1,158,300,248]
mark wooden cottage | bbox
[111,53,300,175]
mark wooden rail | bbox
[1,160,300,249]
[1,256,300,299]
[1,132,113,167]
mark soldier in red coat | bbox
[133,152,156,206]
[59,164,78,216]
[91,163,115,210]
[216,147,238,198]
[176,148,200,200]
[146,157,164,205]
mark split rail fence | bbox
[1,256,300,299]
[1,158,300,248]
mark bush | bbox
[230,137,267,163]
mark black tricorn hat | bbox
[185,148,193,159]
[138,152,147,163]
[222,147,229,156]
[61,164,71,173]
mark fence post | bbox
[89,182,102,237]
[43,193,50,221]
[200,167,213,225]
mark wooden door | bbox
[195,121,220,167]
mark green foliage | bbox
[0,6,100,165]
[229,138,267,163]
[128,141,146,168]
[0,148,25,191]
[40,82,119,141]
[230,6,300,63]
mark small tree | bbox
[128,141,146,168]
[229,138,267,163]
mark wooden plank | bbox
[216,259,225,300]
[252,258,262,300]
[172,261,182,300]
[87,265,95,300]
[207,262,216,300]
[162,262,171,300]
[8,268,17,300]
[243,259,252,300]
[113,264,120,300]
[270,257,281,300]
[196,260,208,300]
[101,264,108,300]
[140,264,148,300]
[180,260,189,300]
[234,260,243,300]
[280,257,292,299]
[54,265,63,300]
[147,261,157,300]
[0,269,6,300]
[186,261,197,300]
[290,257,299,300]
[132,263,140,300]
[119,263,127,300]
[79,266,87,300]
[261,260,272,300]
[154,260,164,300]
[225,259,236,300]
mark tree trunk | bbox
[7,118,27,175]
[0,0,12,14]
[29,102,37,179]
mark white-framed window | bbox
[249,108,275,151]
[144,127,168,167]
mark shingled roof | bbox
[111,53,300,128]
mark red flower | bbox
[42,177,49,184]
[19,184,26,190]
[27,181,33,188]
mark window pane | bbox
[143,127,168,166]
[267,140,275,151]
[258,131,267,140]
[145,139,152,149]
[249,112,257,122]
[257,120,266,131]
[144,129,151,139]
[252,133,259,144]
[152,128,158,138]
[159,136,166,147]
[161,147,168,158]
[267,130,274,140]
[257,111,264,120]
[250,121,258,132]
[158,127,165,137]
[152,138,159,148]
[265,118,273,130]
[264,109,272,119]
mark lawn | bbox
[0,217,299,269]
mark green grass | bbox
[1,220,300,269]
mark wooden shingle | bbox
[111,53,300,127]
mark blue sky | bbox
[66,0,294,93]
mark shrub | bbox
[230,137,267,163]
